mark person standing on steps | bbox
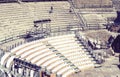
[49,6,53,13]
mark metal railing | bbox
[0,30,27,45]
[68,0,87,30]
[77,4,113,8]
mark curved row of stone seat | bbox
[0,1,79,42]
[73,0,113,8]
[0,3,34,41]
[0,34,95,77]
[47,34,94,71]
[1,34,78,77]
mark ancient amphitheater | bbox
[0,0,120,77]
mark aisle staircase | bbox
[43,41,80,73]
[75,33,102,67]
[68,0,87,30]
